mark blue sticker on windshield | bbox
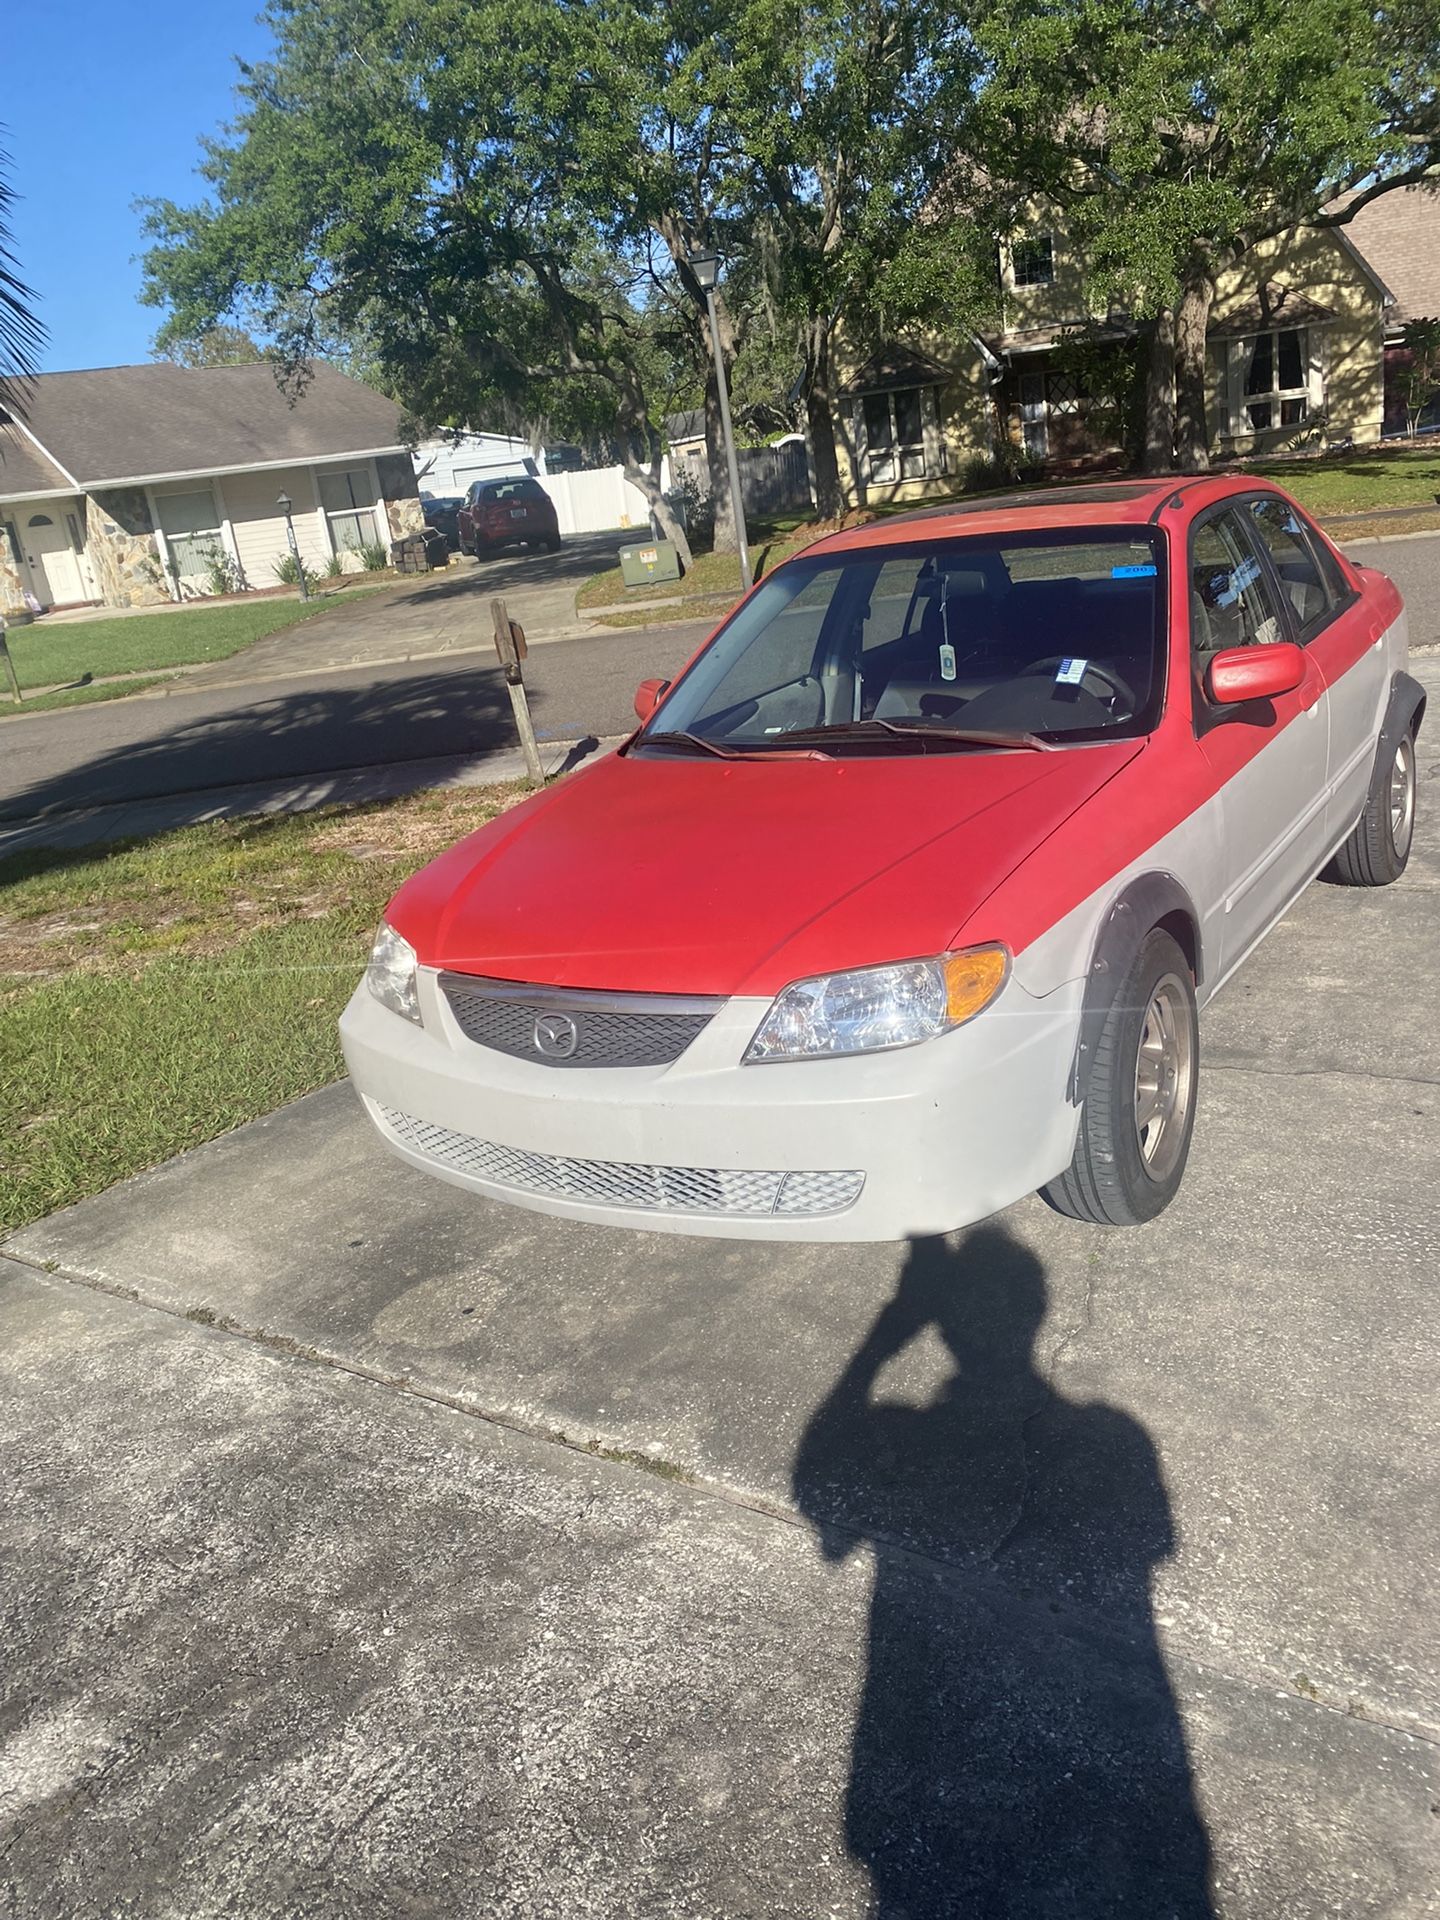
[1055,657,1088,686]
[1112,563,1157,578]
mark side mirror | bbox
[1205,642,1305,706]
[634,677,670,723]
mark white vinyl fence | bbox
[538,466,655,537]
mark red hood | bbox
[388,741,1142,995]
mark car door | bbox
[1188,503,1329,979]
[1243,493,1389,845]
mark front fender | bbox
[1068,872,1202,1104]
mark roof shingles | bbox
[0,361,407,493]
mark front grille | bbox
[378,1106,864,1218]
[440,973,720,1070]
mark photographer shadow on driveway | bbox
[793,1227,1215,1918]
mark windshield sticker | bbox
[938,642,957,681]
[1112,563,1157,578]
[1055,657,1088,685]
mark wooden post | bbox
[491,596,544,786]
[0,624,21,706]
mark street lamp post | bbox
[276,490,310,601]
[687,246,752,593]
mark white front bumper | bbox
[339,968,1084,1242]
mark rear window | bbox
[482,478,547,505]
[640,529,1167,753]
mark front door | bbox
[1189,505,1330,979]
[20,509,86,607]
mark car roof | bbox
[806,474,1283,557]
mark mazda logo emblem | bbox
[533,1012,579,1059]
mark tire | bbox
[1326,729,1417,887]
[1043,929,1199,1228]
[546,535,562,553]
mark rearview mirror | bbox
[1205,642,1305,706]
[634,677,670,723]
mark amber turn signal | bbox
[942,944,1010,1025]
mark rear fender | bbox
[1068,872,1202,1105]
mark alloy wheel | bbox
[1133,974,1196,1183]
[1389,735,1416,862]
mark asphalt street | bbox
[2,527,1433,828]
[0,616,714,822]
[2,658,1437,1915]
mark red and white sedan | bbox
[341,477,1422,1240]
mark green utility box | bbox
[618,539,682,587]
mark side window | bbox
[1247,497,1333,634]
[1190,510,1285,659]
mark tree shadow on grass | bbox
[794,1226,1215,1918]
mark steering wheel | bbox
[1019,656,1136,715]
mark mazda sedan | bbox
[341,477,1421,1240]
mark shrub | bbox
[272,551,321,593]
[203,546,245,597]
[958,445,1026,494]
[663,471,712,556]
[325,551,345,579]
[359,539,391,571]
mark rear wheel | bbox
[546,534,562,553]
[1327,730,1416,887]
[1043,929,1199,1227]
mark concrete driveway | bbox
[181,528,643,688]
[2,673,1438,1915]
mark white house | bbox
[0,361,426,613]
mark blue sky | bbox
[6,2,275,373]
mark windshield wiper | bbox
[635,730,831,761]
[871,719,1055,752]
[773,720,1055,753]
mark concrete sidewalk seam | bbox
[1207,1061,1440,1087]
[6,1244,1436,1755]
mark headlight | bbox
[365,921,421,1024]
[744,946,1008,1062]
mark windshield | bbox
[637,529,1167,753]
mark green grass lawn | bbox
[576,534,810,611]
[1251,445,1440,517]
[592,593,738,630]
[3,584,387,694]
[0,783,521,1235]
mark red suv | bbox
[457,476,562,557]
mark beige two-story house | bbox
[833,196,1426,510]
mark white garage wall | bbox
[415,433,537,496]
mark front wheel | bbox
[1327,730,1416,886]
[1043,929,1199,1228]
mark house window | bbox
[155,488,224,587]
[1011,236,1055,289]
[1239,328,1308,431]
[862,387,931,484]
[318,467,381,552]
